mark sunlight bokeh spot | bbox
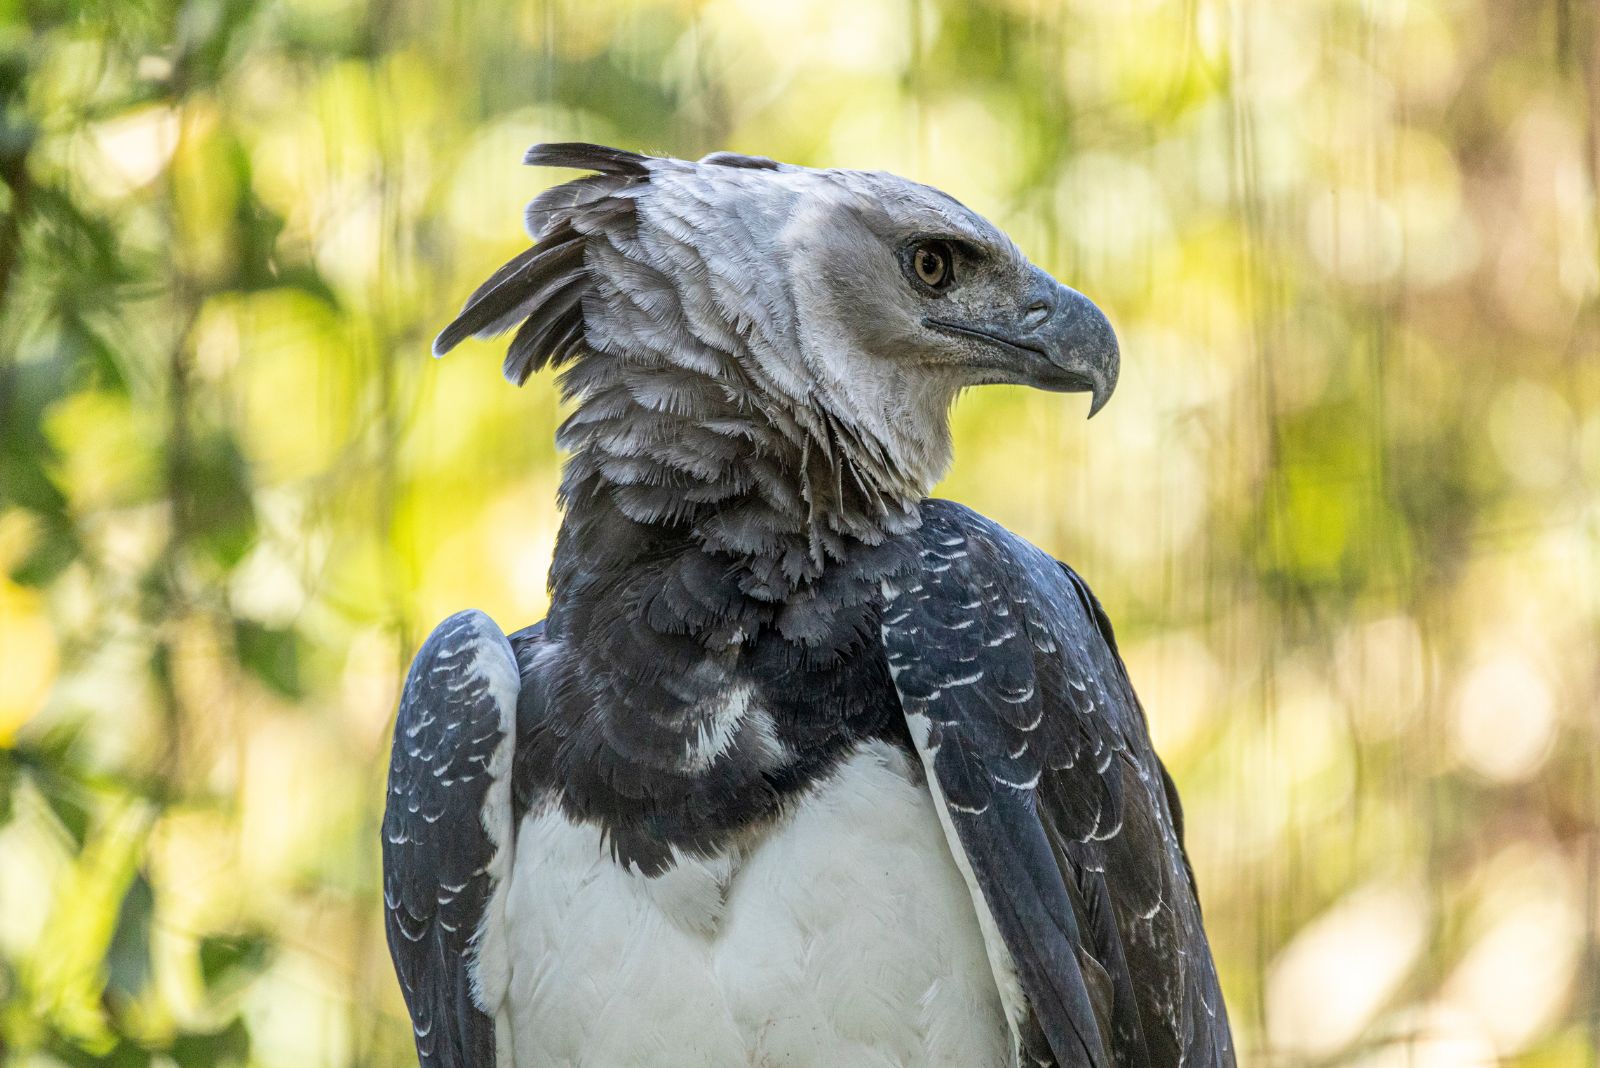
[0,585,57,742]
[1266,878,1430,1059]
[1346,1004,1498,1068]
[1334,614,1427,740]
[1449,650,1557,783]
[82,105,181,199]
[1489,378,1577,492]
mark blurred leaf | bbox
[172,0,259,91]
[28,186,137,316]
[180,429,256,569]
[10,512,79,586]
[44,1035,153,1068]
[0,358,73,516]
[231,619,302,699]
[15,723,92,846]
[37,770,91,848]
[0,751,14,827]
[103,870,153,1005]
[169,1017,249,1068]
[197,932,270,997]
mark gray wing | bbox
[382,610,521,1067]
[883,501,1233,1068]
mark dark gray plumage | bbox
[383,142,1232,1068]
[383,611,519,1066]
[885,503,1227,1067]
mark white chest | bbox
[491,739,1011,1068]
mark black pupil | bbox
[917,247,945,283]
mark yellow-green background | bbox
[2,0,1597,1064]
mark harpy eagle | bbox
[383,143,1234,1068]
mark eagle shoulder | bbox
[382,609,524,1068]
[881,499,1234,1068]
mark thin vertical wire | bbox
[1566,0,1600,1060]
[907,0,927,176]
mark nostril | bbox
[1024,299,1051,328]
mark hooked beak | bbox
[1034,278,1120,417]
[924,269,1121,417]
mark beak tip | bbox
[1088,337,1119,418]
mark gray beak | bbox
[924,267,1121,416]
[1027,272,1120,417]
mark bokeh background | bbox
[2,0,1597,1064]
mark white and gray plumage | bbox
[383,143,1234,1068]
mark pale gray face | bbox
[755,166,1120,491]
[781,170,1119,410]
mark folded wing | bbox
[882,500,1233,1068]
[382,610,521,1067]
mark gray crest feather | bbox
[434,143,654,381]
[699,150,782,171]
[522,141,651,176]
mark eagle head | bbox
[434,143,1119,511]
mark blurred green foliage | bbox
[0,0,1597,1065]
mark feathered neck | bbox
[548,339,924,614]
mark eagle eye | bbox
[906,240,955,293]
